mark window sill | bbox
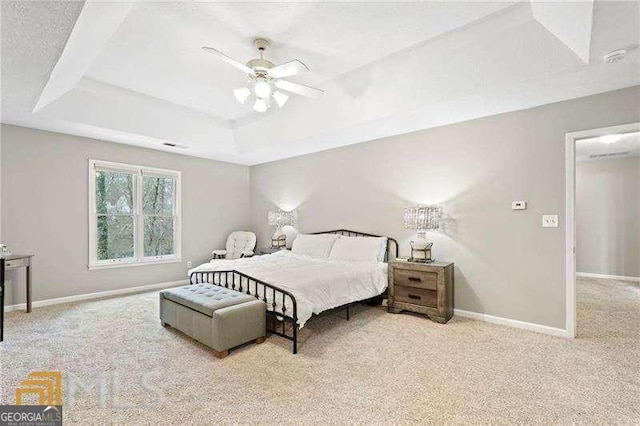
[88,257,182,271]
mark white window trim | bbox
[88,159,182,270]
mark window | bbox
[89,160,181,269]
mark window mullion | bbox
[174,178,180,259]
[135,170,144,260]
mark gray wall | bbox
[2,86,639,329]
[0,132,2,243]
[250,86,640,330]
[576,156,640,277]
[1,124,250,304]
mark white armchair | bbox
[212,231,257,260]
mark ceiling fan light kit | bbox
[272,91,289,107]
[254,77,272,99]
[253,98,268,112]
[202,38,324,113]
[233,87,251,104]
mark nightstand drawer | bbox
[393,268,437,290]
[5,258,29,269]
[394,285,437,308]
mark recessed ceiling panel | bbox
[85,1,516,120]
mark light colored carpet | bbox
[1,277,638,424]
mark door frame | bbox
[565,121,640,338]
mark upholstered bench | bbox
[160,284,266,358]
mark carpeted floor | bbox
[1,277,638,424]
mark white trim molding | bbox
[4,280,185,313]
[565,122,640,339]
[577,272,640,282]
[88,257,181,271]
[454,309,571,338]
[565,130,577,339]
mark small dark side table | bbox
[1,254,34,342]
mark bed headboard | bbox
[310,229,399,262]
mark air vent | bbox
[162,142,187,149]
[589,151,630,159]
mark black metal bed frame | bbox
[311,229,398,262]
[189,229,398,354]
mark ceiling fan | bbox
[202,39,324,112]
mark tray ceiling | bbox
[2,0,639,165]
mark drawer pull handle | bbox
[408,294,421,300]
[408,276,421,282]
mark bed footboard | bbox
[189,270,299,354]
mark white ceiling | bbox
[2,1,639,165]
[577,131,640,162]
[86,1,516,121]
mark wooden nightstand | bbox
[388,260,454,323]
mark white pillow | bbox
[291,234,340,259]
[328,236,388,263]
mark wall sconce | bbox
[404,205,441,262]
[268,209,298,249]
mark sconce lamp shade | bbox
[268,209,297,249]
[404,206,441,230]
[268,209,298,227]
[404,205,440,263]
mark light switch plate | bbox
[542,215,559,228]
[512,201,527,210]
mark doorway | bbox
[565,122,640,337]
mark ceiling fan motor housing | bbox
[246,58,275,73]
[248,39,274,72]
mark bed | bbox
[188,230,398,354]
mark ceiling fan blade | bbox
[275,80,324,99]
[202,46,254,75]
[267,60,310,79]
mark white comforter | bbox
[187,250,388,328]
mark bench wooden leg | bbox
[254,336,266,344]
[213,349,229,359]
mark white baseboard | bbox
[5,281,573,339]
[576,272,640,282]
[454,309,572,338]
[4,280,185,313]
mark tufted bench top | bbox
[161,284,257,317]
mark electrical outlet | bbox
[512,201,527,210]
[542,215,559,228]
[186,261,192,268]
